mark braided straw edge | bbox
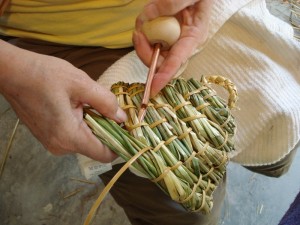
[203,75,238,110]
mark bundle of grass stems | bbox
[83,75,237,224]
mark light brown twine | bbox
[121,104,136,110]
[182,114,206,123]
[83,146,152,225]
[203,92,216,101]
[196,103,210,111]
[196,142,210,157]
[129,89,145,98]
[149,118,167,129]
[218,132,229,150]
[165,136,177,145]
[202,167,214,178]
[153,141,165,153]
[151,161,183,183]
[114,91,129,96]
[147,102,155,107]
[127,83,143,92]
[196,190,207,212]
[111,83,128,89]
[125,122,148,132]
[178,127,193,140]
[207,120,229,150]
[173,101,192,112]
[179,174,203,204]
[214,152,228,169]
[154,103,173,110]
[183,86,209,100]
[204,179,212,193]
[219,112,231,128]
[179,173,214,210]
[184,151,197,165]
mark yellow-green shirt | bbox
[0,0,147,48]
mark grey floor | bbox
[1,1,299,225]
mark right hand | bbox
[0,40,127,162]
[133,0,214,97]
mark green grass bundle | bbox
[84,75,237,214]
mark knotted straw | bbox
[83,75,238,225]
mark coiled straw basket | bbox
[83,75,238,224]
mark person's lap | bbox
[100,163,226,225]
[6,37,297,225]
[6,37,225,225]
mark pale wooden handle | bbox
[142,16,181,50]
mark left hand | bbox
[133,0,214,97]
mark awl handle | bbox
[142,16,181,50]
[138,17,181,122]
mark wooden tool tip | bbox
[138,107,147,123]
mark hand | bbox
[133,0,214,97]
[0,41,127,162]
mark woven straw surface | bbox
[85,75,237,214]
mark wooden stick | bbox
[0,119,19,178]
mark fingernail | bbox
[116,107,127,122]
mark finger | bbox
[132,30,153,66]
[77,80,127,123]
[150,37,198,97]
[133,30,165,67]
[46,99,118,163]
[74,119,118,163]
[150,55,181,98]
[139,0,199,22]
[42,111,117,162]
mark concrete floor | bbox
[1,1,299,225]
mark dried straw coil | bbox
[83,75,238,223]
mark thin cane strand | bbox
[153,141,166,153]
[129,89,145,98]
[154,103,173,110]
[179,174,204,204]
[182,114,206,123]
[114,91,129,96]
[83,146,152,225]
[122,104,136,110]
[151,161,183,183]
[173,101,192,112]
[149,118,167,129]
[196,103,210,111]
[203,92,216,101]
[178,127,193,140]
[125,122,148,132]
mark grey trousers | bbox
[100,163,226,225]
[4,37,297,225]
